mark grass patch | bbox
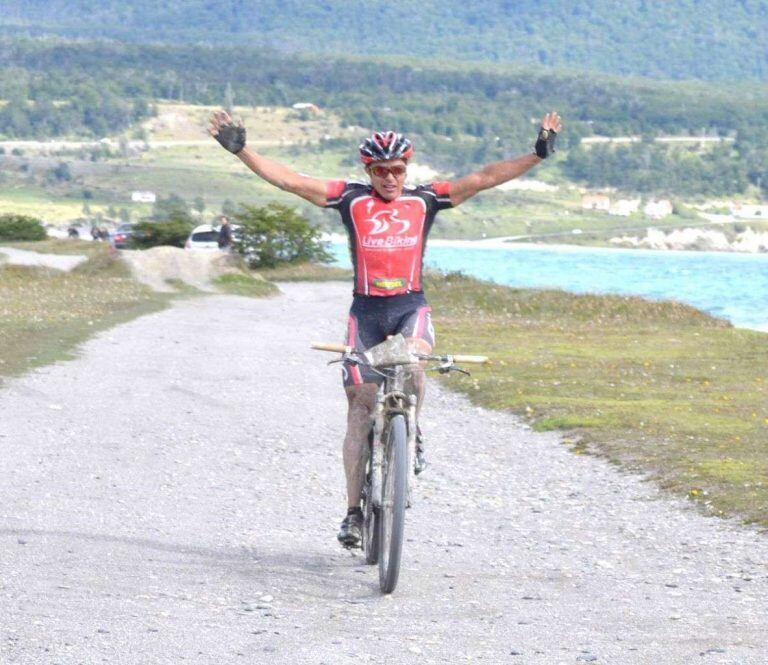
[213,272,279,297]
[5,238,110,259]
[0,185,116,221]
[425,271,768,526]
[257,261,352,282]
[0,242,168,381]
[0,240,285,384]
[163,278,204,296]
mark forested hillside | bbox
[1,0,766,81]
[3,39,767,142]
[2,39,767,196]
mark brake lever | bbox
[328,352,358,366]
[430,363,471,376]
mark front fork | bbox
[370,394,418,509]
[406,394,418,506]
[371,398,385,508]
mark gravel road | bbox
[2,282,767,664]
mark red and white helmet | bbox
[359,131,414,164]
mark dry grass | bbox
[426,271,768,526]
[257,261,352,282]
[0,243,167,380]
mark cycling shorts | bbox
[343,292,435,387]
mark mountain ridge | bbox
[1,0,767,81]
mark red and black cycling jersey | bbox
[325,180,453,296]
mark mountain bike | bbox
[312,333,488,593]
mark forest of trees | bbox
[2,0,766,81]
[563,143,757,197]
[0,38,766,196]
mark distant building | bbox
[644,199,673,219]
[581,193,611,212]
[291,102,320,113]
[731,204,768,219]
[131,191,156,203]
[609,199,641,217]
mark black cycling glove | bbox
[214,121,247,154]
[534,127,557,159]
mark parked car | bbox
[112,223,134,249]
[185,223,241,251]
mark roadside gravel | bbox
[1,282,766,664]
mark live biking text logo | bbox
[361,208,418,249]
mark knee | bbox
[407,337,432,355]
[346,384,378,416]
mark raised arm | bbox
[209,110,328,208]
[449,112,562,207]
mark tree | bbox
[131,216,195,248]
[0,214,46,241]
[232,203,333,268]
[152,194,192,222]
[48,162,72,183]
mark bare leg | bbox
[406,337,432,421]
[343,383,378,508]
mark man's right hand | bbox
[209,110,247,154]
[534,111,562,159]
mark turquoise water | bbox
[329,242,768,331]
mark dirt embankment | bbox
[120,246,249,292]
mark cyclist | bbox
[210,109,562,547]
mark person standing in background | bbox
[218,215,233,250]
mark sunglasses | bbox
[369,165,407,178]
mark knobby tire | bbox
[362,463,378,565]
[378,414,408,593]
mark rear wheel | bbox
[378,414,408,593]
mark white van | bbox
[184,223,240,251]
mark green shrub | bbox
[0,214,47,241]
[232,203,332,269]
[131,216,194,248]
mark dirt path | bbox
[0,246,87,271]
[1,283,766,664]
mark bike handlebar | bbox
[311,343,490,365]
[434,354,489,364]
[311,342,352,353]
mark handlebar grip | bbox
[451,354,490,364]
[311,342,352,353]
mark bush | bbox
[0,214,47,241]
[131,216,194,248]
[232,203,333,269]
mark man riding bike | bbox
[209,109,562,547]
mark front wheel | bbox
[378,414,408,593]
[362,463,378,565]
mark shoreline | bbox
[323,233,768,259]
[324,234,768,333]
